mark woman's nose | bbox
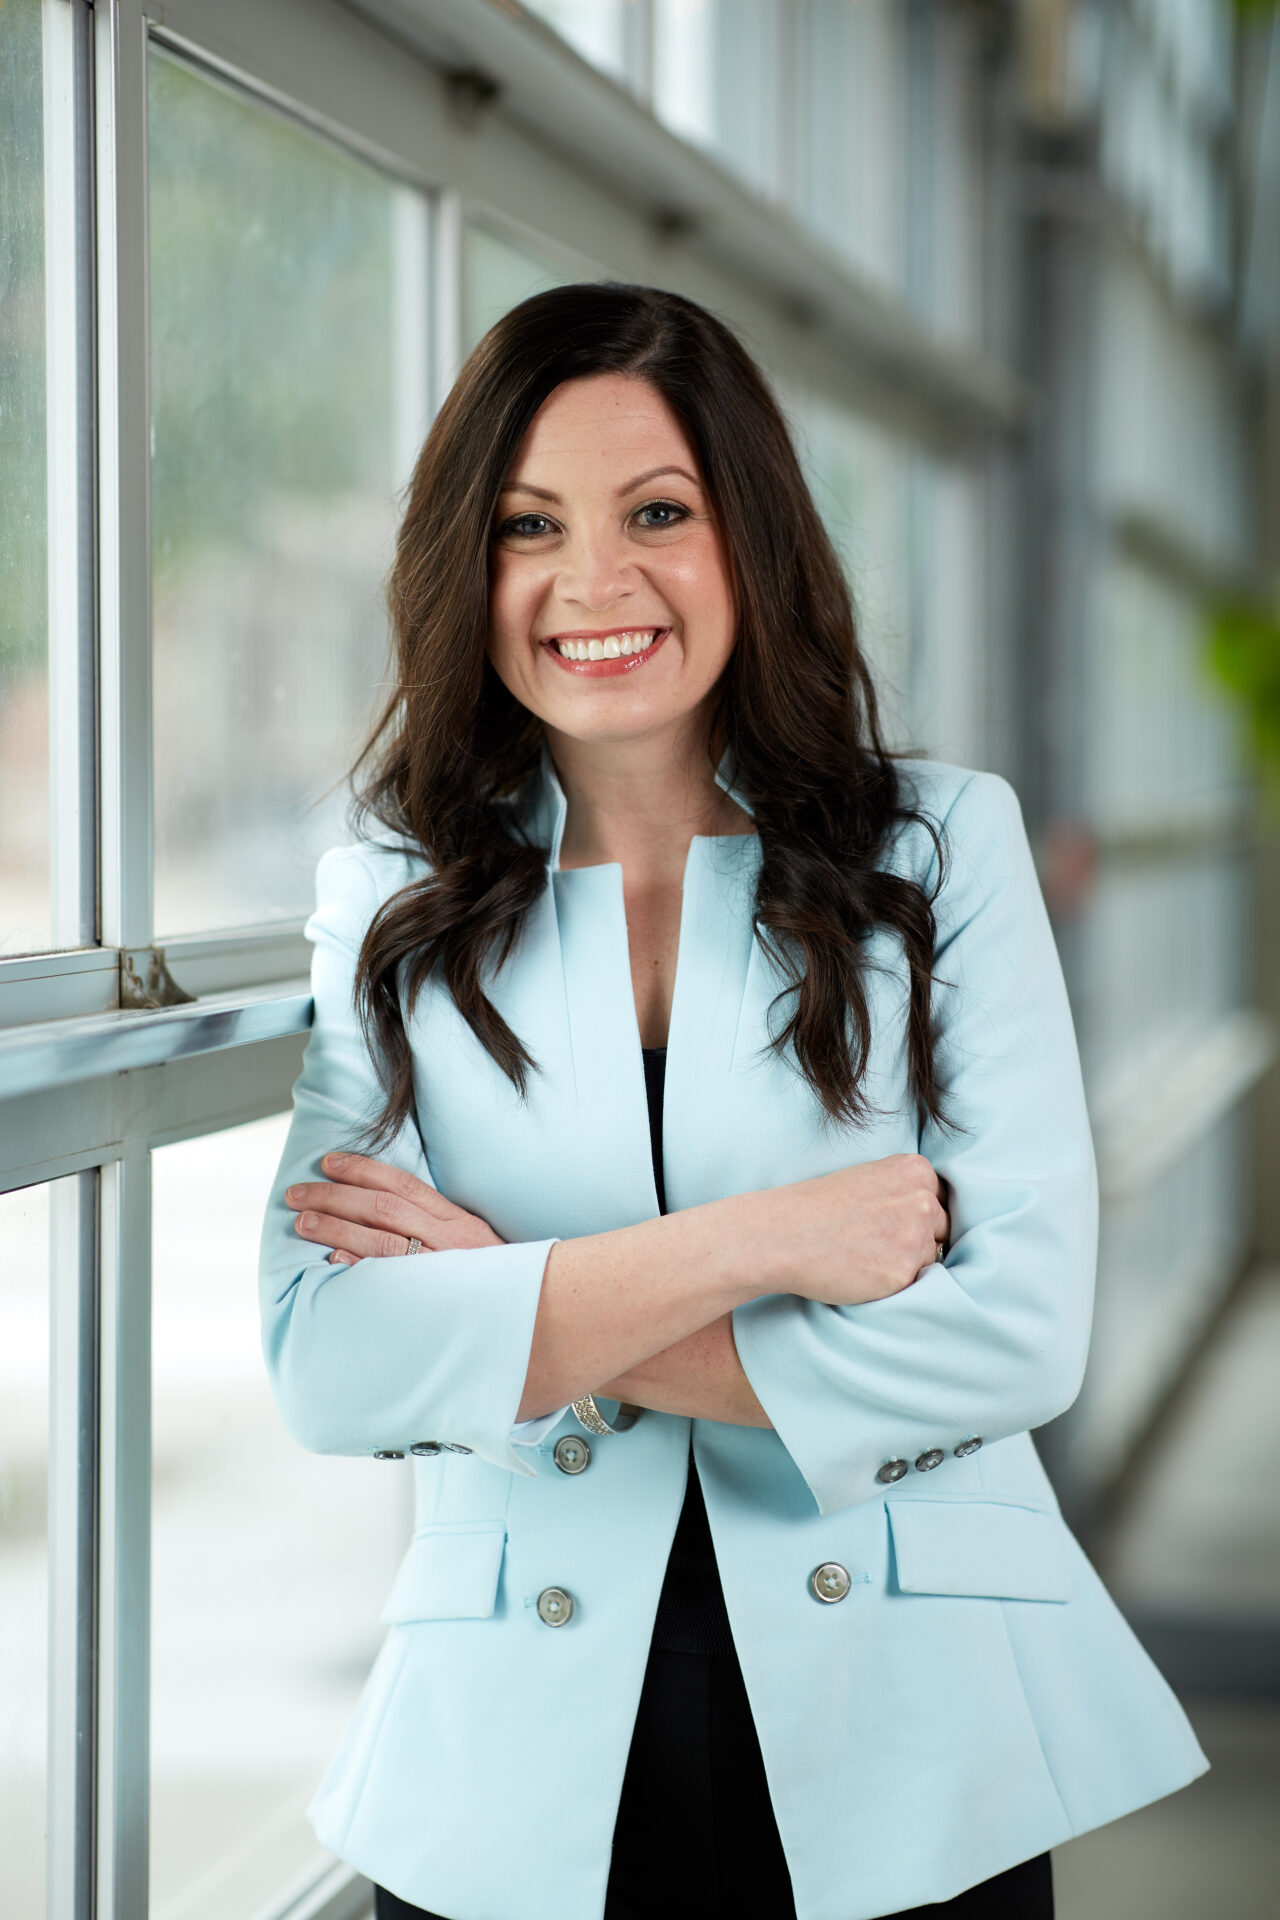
[557,528,635,611]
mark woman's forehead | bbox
[507,374,702,485]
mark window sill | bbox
[0,977,314,1101]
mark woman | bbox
[260,284,1207,1920]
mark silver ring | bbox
[934,1240,946,1264]
[571,1394,642,1436]
[406,1237,422,1256]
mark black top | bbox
[641,1046,736,1657]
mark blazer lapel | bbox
[412,739,861,1241]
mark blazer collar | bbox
[526,735,755,872]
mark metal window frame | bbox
[46,1167,98,1920]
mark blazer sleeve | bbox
[257,842,560,1477]
[730,771,1098,1518]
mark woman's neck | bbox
[547,726,753,877]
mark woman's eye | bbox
[633,500,688,530]
[497,513,555,539]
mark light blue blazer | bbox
[259,743,1207,1920]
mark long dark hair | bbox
[350,282,948,1151]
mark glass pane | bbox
[654,0,782,201]
[150,1115,408,1919]
[0,1180,51,1919]
[0,0,49,956]
[463,222,575,355]
[521,0,630,81]
[793,394,913,748]
[148,52,415,937]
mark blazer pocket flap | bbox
[888,1500,1072,1603]
[380,1522,507,1624]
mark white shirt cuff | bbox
[510,1407,570,1448]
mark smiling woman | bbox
[488,378,736,722]
[348,284,948,1157]
[259,282,1207,1920]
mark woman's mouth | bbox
[541,628,669,676]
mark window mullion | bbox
[431,185,464,423]
[95,0,154,957]
[392,182,432,494]
[94,1146,153,1920]
[46,1167,100,1920]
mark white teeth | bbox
[553,630,659,661]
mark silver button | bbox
[441,1443,473,1454]
[953,1436,984,1458]
[372,1450,404,1461]
[553,1435,591,1475]
[409,1441,441,1457]
[536,1586,574,1627]
[876,1458,909,1484]
[809,1562,852,1604]
[915,1448,945,1472]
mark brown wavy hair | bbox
[349,282,949,1152]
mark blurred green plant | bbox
[1207,598,1280,787]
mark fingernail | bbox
[324,1152,348,1170]
[285,1185,301,1202]
[298,1212,316,1229]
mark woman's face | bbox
[486,373,737,752]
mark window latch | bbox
[119,947,197,1011]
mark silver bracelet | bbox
[571,1394,642,1436]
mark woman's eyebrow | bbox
[497,464,703,502]
[616,464,702,495]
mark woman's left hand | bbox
[285,1152,506,1265]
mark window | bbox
[0,0,49,957]
[463,221,579,356]
[653,0,783,201]
[149,1117,406,1917]
[794,393,913,746]
[148,50,420,938]
[521,0,633,84]
[0,1180,53,1920]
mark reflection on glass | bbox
[0,1181,51,1919]
[463,222,575,355]
[150,1116,408,1920]
[0,0,50,956]
[148,51,412,937]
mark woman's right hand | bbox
[742,1154,950,1307]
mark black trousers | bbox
[374,1645,1054,1920]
